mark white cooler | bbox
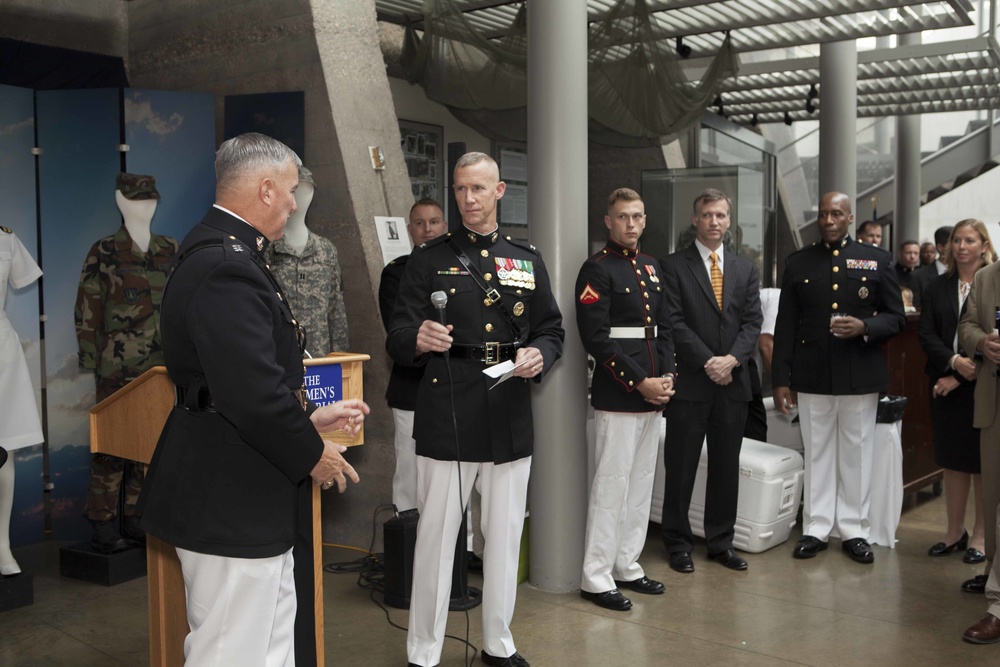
[647,424,804,553]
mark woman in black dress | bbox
[919,219,995,563]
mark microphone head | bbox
[430,290,448,309]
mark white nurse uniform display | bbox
[0,227,43,451]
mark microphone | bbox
[431,290,449,360]
[431,290,448,326]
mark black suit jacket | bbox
[918,272,972,383]
[659,243,762,402]
[138,207,323,558]
[773,236,905,395]
[379,254,424,411]
[912,262,944,309]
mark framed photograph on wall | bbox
[399,119,444,205]
[495,141,528,237]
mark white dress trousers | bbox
[581,410,660,593]
[175,546,296,667]
[797,392,878,541]
[407,455,531,667]
[391,408,419,512]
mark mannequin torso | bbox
[115,190,156,254]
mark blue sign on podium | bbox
[303,363,343,407]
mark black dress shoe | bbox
[928,530,968,556]
[467,551,484,573]
[481,649,529,667]
[792,536,828,559]
[842,538,874,564]
[580,588,632,611]
[668,551,694,573]
[615,576,665,594]
[963,614,1000,644]
[962,574,988,593]
[90,519,129,555]
[709,548,748,571]
[964,548,986,564]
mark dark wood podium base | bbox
[0,571,33,612]
[60,542,146,586]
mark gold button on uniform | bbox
[628,380,634,387]
[833,250,840,257]
[804,279,810,284]
[646,316,652,323]
[625,287,630,294]
[610,362,616,367]
[645,304,650,311]
[431,378,438,384]
[481,250,489,258]
[861,276,867,282]
[620,372,625,377]
[833,284,839,291]
[449,288,456,294]
[485,323,494,332]
[833,266,839,273]
[644,292,649,298]
[832,303,839,310]
[484,272,493,281]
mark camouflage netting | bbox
[400,0,738,146]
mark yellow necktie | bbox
[710,251,723,309]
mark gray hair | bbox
[215,133,301,191]
[455,151,498,174]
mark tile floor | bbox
[0,490,995,666]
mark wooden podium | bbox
[88,353,369,667]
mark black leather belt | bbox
[443,341,520,365]
[175,385,216,411]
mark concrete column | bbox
[894,32,922,244]
[527,0,589,592]
[819,40,858,217]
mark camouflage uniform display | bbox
[75,222,177,528]
[266,231,349,356]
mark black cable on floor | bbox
[323,502,481,663]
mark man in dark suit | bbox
[388,152,564,667]
[659,188,762,574]
[138,133,367,666]
[773,191,905,565]
[576,187,675,612]
[379,199,448,514]
[895,239,921,291]
[912,225,953,308]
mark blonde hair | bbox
[944,218,996,273]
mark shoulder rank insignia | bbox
[579,283,601,305]
[256,236,265,251]
[232,244,244,252]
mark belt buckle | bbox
[644,325,656,339]
[484,289,501,306]
[484,341,500,365]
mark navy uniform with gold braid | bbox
[137,206,325,666]
[387,229,564,462]
[772,234,904,554]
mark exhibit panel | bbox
[124,88,216,241]
[0,83,44,548]
[37,87,123,543]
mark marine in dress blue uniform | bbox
[137,134,364,667]
[575,188,674,611]
[773,191,904,564]
[388,153,563,667]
